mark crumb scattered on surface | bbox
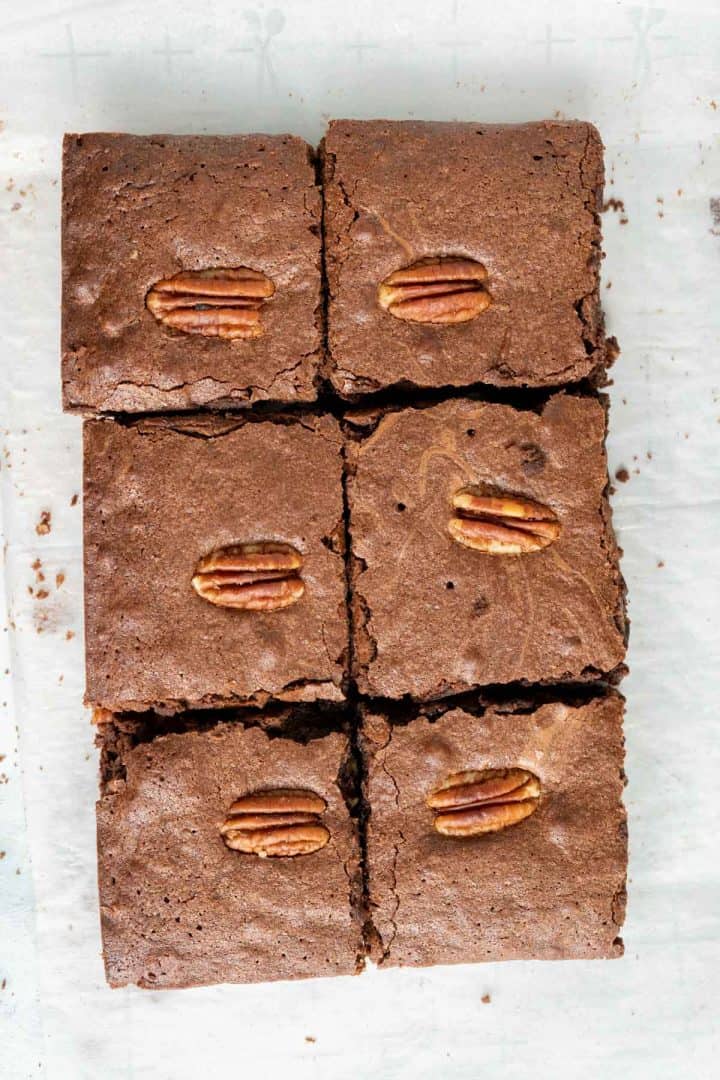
[710,198,720,235]
[35,511,51,535]
[657,560,665,568]
[70,493,78,507]
[56,572,65,588]
[35,589,49,600]
[605,280,612,289]
[481,993,492,1004]
[615,467,630,483]
[305,1036,316,1044]
[65,630,75,641]
[603,197,626,214]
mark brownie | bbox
[347,393,626,699]
[97,716,362,987]
[83,413,347,712]
[62,133,322,413]
[323,119,607,397]
[361,693,627,967]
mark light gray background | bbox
[1,0,719,1076]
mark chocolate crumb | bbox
[518,442,546,476]
[615,467,630,483]
[657,560,665,568]
[481,993,492,1004]
[56,572,65,588]
[65,630,75,641]
[35,510,51,535]
[70,494,79,507]
[305,1036,317,1044]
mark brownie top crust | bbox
[83,413,347,712]
[63,133,323,413]
[347,393,626,698]
[97,721,361,987]
[324,119,606,397]
[362,693,627,967]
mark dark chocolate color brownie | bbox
[324,119,607,397]
[83,413,347,712]
[63,133,322,413]
[347,393,626,699]
[361,693,627,967]
[97,717,362,987]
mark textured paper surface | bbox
[1,0,719,1076]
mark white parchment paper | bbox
[1,1,719,1076]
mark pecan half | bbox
[448,486,560,555]
[221,788,330,857]
[192,541,304,611]
[427,768,541,837]
[146,267,275,339]
[378,257,491,325]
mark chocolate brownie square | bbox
[361,693,627,967]
[97,716,362,987]
[323,120,606,397]
[83,413,347,712]
[62,133,322,413]
[347,393,626,699]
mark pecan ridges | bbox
[448,487,560,555]
[220,789,330,857]
[427,768,541,837]
[146,267,275,340]
[378,257,491,325]
[192,541,304,611]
